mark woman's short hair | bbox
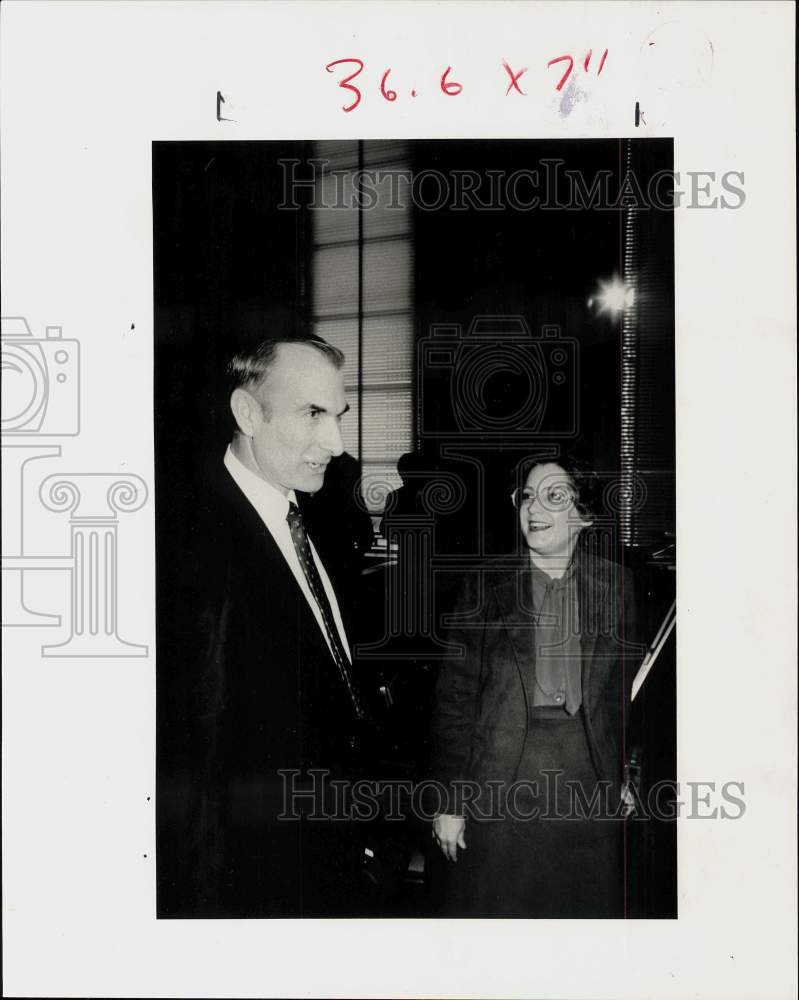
[516,450,601,521]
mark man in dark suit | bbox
[167,333,373,918]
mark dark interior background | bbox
[154,139,676,918]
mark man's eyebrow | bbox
[301,402,351,417]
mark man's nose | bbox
[319,417,345,457]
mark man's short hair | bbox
[227,333,345,395]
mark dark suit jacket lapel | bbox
[491,565,537,702]
[206,461,333,660]
[576,547,608,701]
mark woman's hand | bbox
[432,813,467,862]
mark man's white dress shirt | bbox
[224,446,352,662]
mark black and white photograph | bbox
[155,138,677,919]
[2,2,795,997]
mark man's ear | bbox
[230,387,261,437]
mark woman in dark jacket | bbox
[430,455,641,917]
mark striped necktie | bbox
[286,501,365,721]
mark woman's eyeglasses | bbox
[510,486,576,512]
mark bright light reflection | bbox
[592,276,635,313]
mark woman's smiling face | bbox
[517,462,591,559]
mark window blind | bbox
[620,139,676,548]
[311,141,415,518]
